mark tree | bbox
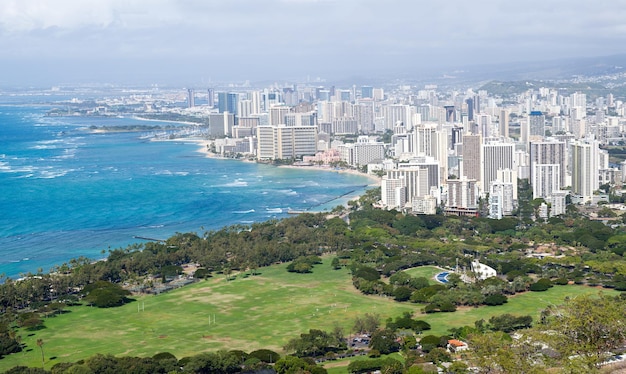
[484,294,507,306]
[352,265,380,281]
[353,313,381,334]
[529,278,552,292]
[369,329,400,355]
[488,314,532,332]
[36,339,44,370]
[539,293,626,371]
[275,355,327,374]
[284,329,346,357]
[194,268,211,279]
[82,281,131,308]
[418,335,445,353]
[183,351,240,374]
[347,357,401,374]
[248,349,280,363]
[468,331,544,374]
[424,347,452,364]
[393,286,413,302]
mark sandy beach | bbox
[277,164,381,185]
[154,136,380,183]
[151,137,381,208]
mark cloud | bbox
[1,0,626,84]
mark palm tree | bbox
[37,338,44,369]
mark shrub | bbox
[484,294,508,306]
[553,277,569,285]
[529,278,553,292]
[393,286,413,302]
[439,302,457,312]
[193,268,211,279]
[152,352,177,361]
[249,349,280,363]
[83,281,132,308]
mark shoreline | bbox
[276,164,381,185]
[152,136,381,183]
[152,136,381,204]
[193,138,380,185]
[130,115,202,126]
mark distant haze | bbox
[1,0,625,86]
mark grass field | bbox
[0,261,616,371]
[401,265,444,284]
[420,285,618,335]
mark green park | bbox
[3,195,626,372]
[0,258,615,372]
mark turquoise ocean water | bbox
[0,100,372,279]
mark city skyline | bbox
[1,0,626,86]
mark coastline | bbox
[152,136,381,207]
[277,164,381,185]
[1,105,381,280]
[191,138,380,185]
[153,136,381,183]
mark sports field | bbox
[401,265,444,284]
[0,260,615,371]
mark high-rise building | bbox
[570,92,587,108]
[529,140,567,187]
[412,195,437,215]
[187,89,195,108]
[337,90,351,102]
[218,92,239,115]
[318,90,331,101]
[444,105,456,123]
[256,125,318,160]
[571,139,599,203]
[489,181,515,219]
[385,167,432,204]
[381,175,406,210]
[354,102,375,133]
[207,88,215,107]
[447,178,478,209]
[285,112,317,127]
[481,140,514,192]
[476,114,492,137]
[411,125,448,182]
[238,100,253,118]
[268,105,291,126]
[338,137,385,167]
[466,98,474,121]
[361,86,374,99]
[546,191,568,216]
[499,109,509,138]
[417,105,432,122]
[283,87,298,106]
[250,91,262,115]
[384,105,414,130]
[532,164,561,200]
[332,118,358,134]
[461,134,481,183]
[529,111,545,139]
[207,113,235,137]
[372,88,384,101]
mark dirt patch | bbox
[158,335,167,339]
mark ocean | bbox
[0,101,373,279]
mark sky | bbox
[1,0,625,86]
